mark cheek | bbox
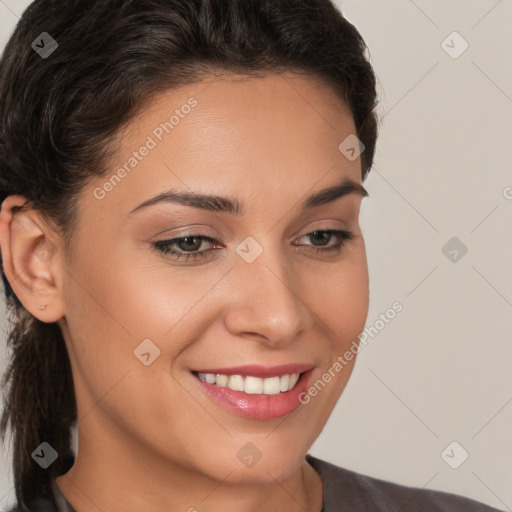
[61,243,228,406]
[60,251,200,452]
[302,239,369,345]
[297,248,368,426]
[60,247,169,404]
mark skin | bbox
[0,72,369,512]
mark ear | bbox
[0,195,65,322]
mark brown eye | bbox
[293,229,354,254]
[151,234,219,261]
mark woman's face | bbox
[56,72,369,483]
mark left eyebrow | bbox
[302,178,369,210]
[129,177,369,216]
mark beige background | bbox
[0,0,511,510]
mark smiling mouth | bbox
[191,371,303,395]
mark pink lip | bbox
[191,363,314,378]
[191,368,315,420]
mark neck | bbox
[55,420,324,512]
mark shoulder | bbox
[5,477,74,512]
[5,495,60,512]
[305,454,505,512]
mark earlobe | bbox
[0,194,65,322]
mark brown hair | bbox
[0,0,379,508]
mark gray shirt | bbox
[304,454,504,511]
[8,454,505,511]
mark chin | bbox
[228,449,306,485]
[182,445,303,485]
[223,464,299,486]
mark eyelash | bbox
[151,229,354,262]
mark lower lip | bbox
[191,369,314,420]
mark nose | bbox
[223,243,314,348]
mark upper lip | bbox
[191,363,314,378]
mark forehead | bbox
[117,71,356,159]
[78,71,361,228]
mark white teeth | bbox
[227,374,244,392]
[245,376,263,394]
[216,374,228,387]
[205,373,216,384]
[263,376,281,395]
[289,373,300,389]
[196,372,302,394]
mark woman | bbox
[0,1,504,511]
